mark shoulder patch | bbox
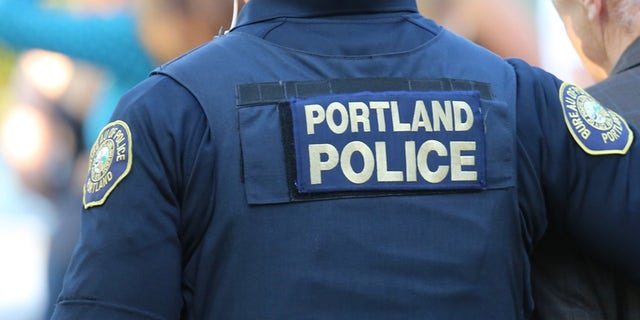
[559,83,633,155]
[83,120,133,209]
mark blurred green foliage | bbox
[0,44,17,118]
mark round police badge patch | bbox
[559,83,633,155]
[83,120,133,209]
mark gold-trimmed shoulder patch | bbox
[559,82,633,155]
[83,120,133,209]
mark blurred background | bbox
[0,0,590,319]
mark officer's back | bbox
[51,1,640,319]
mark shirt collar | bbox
[611,36,640,75]
[236,0,419,26]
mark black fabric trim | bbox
[237,77,494,107]
[277,102,298,200]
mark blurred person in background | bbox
[0,0,236,148]
[0,48,59,320]
[1,50,102,319]
[536,0,594,87]
[417,0,540,65]
[0,0,148,149]
[532,0,640,319]
[0,0,237,318]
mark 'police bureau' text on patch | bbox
[289,91,487,193]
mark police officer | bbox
[51,0,640,319]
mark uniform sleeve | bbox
[51,75,213,319]
[510,59,640,283]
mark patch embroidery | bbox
[83,120,133,209]
[289,90,487,194]
[559,83,633,155]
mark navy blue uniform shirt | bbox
[52,0,640,319]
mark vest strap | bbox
[236,78,494,106]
